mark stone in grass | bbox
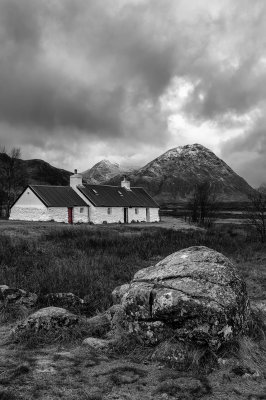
[119,246,250,349]
[13,307,79,336]
[0,285,37,308]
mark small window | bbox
[92,189,98,195]
[118,190,123,196]
[107,207,112,215]
[135,208,139,215]
[80,207,84,213]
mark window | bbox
[135,208,139,215]
[107,207,112,215]
[92,189,98,195]
[118,190,123,196]
[80,207,84,213]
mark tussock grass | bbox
[0,224,264,317]
[0,304,29,323]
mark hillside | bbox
[0,153,71,187]
[107,144,254,204]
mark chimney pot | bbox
[74,169,77,174]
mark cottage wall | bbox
[73,207,89,223]
[90,206,124,224]
[9,207,49,221]
[46,207,90,223]
[128,207,146,222]
[46,207,68,223]
[9,188,48,221]
[149,207,160,222]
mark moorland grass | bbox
[0,224,265,316]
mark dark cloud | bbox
[0,0,266,184]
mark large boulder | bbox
[0,285,37,308]
[118,246,250,349]
[13,307,79,336]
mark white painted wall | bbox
[9,187,48,221]
[90,206,124,224]
[128,207,146,222]
[149,207,160,222]
[47,207,68,223]
[73,207,89,223]
[11,187,45,208]
[9,207,50,221]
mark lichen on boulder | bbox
[116,246,250,349]
[13,306,79,336]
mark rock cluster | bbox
[114,246,250,349]
[0,285,37,309]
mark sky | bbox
[0,0,266,187]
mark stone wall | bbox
[128,207,146,222]
[9,206,49,221]
[90,206,124,224]
[149,207,160,222]
[73,207,89,223]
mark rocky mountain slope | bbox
[82,159,135,184]
[107,144,254,204]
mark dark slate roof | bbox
[29,185,88,207]
[77,184,159,207]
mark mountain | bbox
[82,159,136,184]
[106,144,254,204]
[0,153,71,186]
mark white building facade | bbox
[9,172,160,224]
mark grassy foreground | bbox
[0,221,265,315]
[0,220,266,399]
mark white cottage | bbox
[9,171,160,224]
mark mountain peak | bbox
[96,159,119,168]
[109,143,253,203]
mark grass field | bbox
[0,218,265,314]
[0,218,266,399]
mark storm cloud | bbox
[0,0,266,184]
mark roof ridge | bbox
[30,184,70,188]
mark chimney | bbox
[70,169,83,188]
[121,177,130,190]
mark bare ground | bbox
[1,323,266,400]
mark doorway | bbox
[124,208,128,223]
[146,208,150,222]
[68,207,73,224]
